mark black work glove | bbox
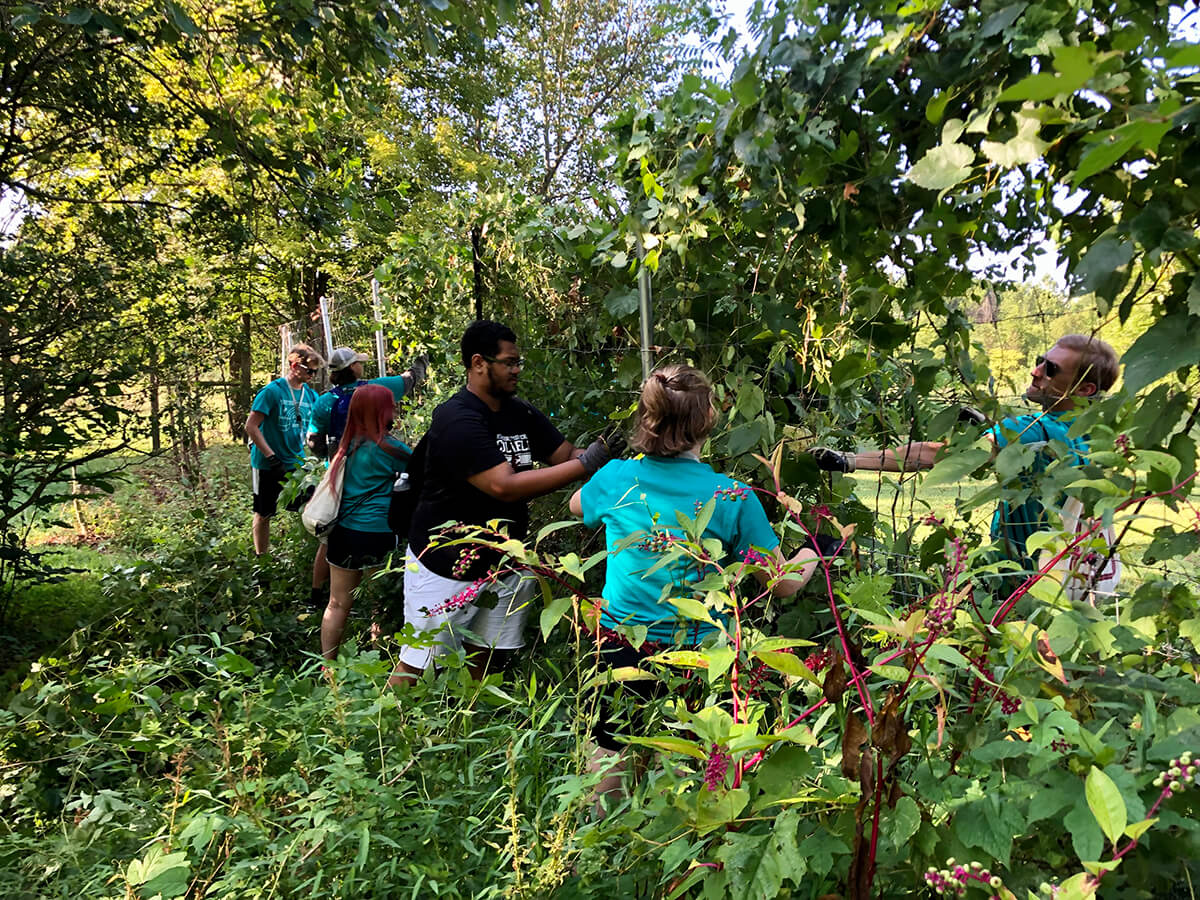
[264,454,286,472]
[811,447,855,473]
[806,533,845,557]
[957,405,988,426]
[405,353,429,390]
[578,428,627,475]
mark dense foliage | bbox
[3,0,1200,897]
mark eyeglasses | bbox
[483,355,523,370]
[1035,355,1062,378]
[294,362,315,374]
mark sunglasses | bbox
[483,355,523,370]
[1035,355,1061,378]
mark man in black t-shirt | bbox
[391,320,620,684]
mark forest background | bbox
[3,0,1200,898]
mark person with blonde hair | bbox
[569,363,824,812]
[245,344,325,561]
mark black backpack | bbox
[389,432,428,541]
[327,380,368,450]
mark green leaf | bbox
[1123,817,1157,841]
[905,142,974,190]
[981,114,1048,167]
[539,595,573,640]
[753,650,820,685]
[696,787,751,834]
[1064,800,1104,862]
[1086,766,1126,847]
[1121,313,1200,395]
[1073,237,1133,301]
[1073,132,1138,185]
[627,735,708,759]
[706,645,736,683]
[884,796,921,850]
[923,446,991,487]
[604,286,638,317]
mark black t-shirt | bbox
[409,387,565,580]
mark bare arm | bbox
[547,439,581,466]
[569,487,583,517]
[755,545,820,598]
[244,411,275,459]
[852,441,946,472]
[468,456,587,503]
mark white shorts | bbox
[399,547,537,670]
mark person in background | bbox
[319,384,411,661]
[811,334,1119,569]
[389,320,622,686]
[245,344,324,565]
[305,346,428,607]
[569,363,825,815]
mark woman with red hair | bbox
[321,383,411,660]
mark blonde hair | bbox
[287,344,326,370]
[630,365,716,457]
[1057,334,1118,392]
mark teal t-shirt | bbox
[579,455,780,644]
[249,378,319,469]
[339,436,411,532]
[987,411,1088,565]
[308,375,409,437]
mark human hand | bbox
[957,405,987,426]
[264,454,285,472]
[406,353,429,389]
[806,533,845,557]
[579,428,626,475]
[811,447,855,473]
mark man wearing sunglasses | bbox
[810,334,1119,567]
[391,319,625,685]
[245,344,325,561]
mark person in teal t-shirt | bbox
[304,346,427,608]
[810,334,1119,571]
[306,346,428,458]
[570,364,824,814]
[320,383,412,661]
[245,344,324,560]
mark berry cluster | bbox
[743,661,770,694]
[741,547,768,566]
[703,744,731,791]
[924,859,1004,897]
[639,529,678,553]
[424,578,488,616]
[926,592,959,636]
[1115,432,1133,458]
[1153,751,1197,795]
[714,484,749,501]
[803,646,833,674]
[452,546,481,579]
[810,504,832,520]
[996,691,1022,715]
[1050,738,1072,753]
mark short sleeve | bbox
[373,375,409,403]
[437,407,506,476]
[308,393,332,434]
[732,488,780,555]
[251,383,276,417]
[525,404,566,463]
[579,460,619,528]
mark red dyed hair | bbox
[329,383,398,481]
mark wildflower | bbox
[803,647,833,673]
[811,504,832,520]
[703,744,731,791]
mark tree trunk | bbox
[471,224,484,321]
[148,341,161,452]
[229,310,252,441]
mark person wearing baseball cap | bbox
[304,346,428,608]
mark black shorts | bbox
[327,525,396,571]
[252,465,288,517]
[587,636,688,753]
